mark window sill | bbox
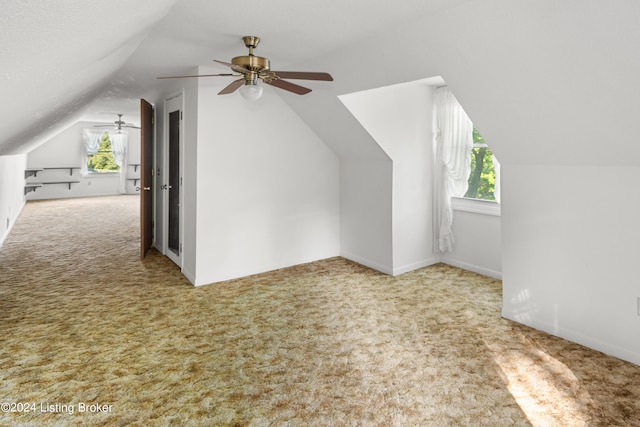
[452,197,501,216]
[86,171,121,176]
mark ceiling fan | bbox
[157,36,333,100]
[94,114,140,133]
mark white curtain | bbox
[110,132,128,194]
[432,87,474,253]
[493,154,501,204]
[81,129,103,175]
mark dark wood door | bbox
[140,99,154,259]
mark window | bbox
[464,127,498,202]
[87,132,120,173]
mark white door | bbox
[164,93,183,267]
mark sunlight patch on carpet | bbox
[485,329,593,426]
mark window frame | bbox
[452,196,500,216]
[86,137,121,175]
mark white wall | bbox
[442,205,502,279]
[189,69,340,285]
[182,82,199,283]
[26,121,141,200]
[0,154,27,247]
[339,80,436,274]
[277,76,396,275]
[502,164,640,365]
[339,158,393,273]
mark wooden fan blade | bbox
[271,71,333,81]
[157,73,236,79]
[218,78,245,95]
[213,59,251,74]
[265,79,312,95]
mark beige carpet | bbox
[1,195,639,426]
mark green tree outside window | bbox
[464,128,496,201]
[88,132,120,172]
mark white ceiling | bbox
[0,0,471,155]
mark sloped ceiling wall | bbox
[3,1,638,162]
[430,0,640,167]
[281,0,640,167]
[0,0,471,156]
[0,0,178,155]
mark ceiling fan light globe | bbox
[239,83,263,101]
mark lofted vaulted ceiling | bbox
[3,1,640,167]
[0,0,471,155]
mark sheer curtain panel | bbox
[110,132,128,194]
[432,87,473,253]
[81,129,103,175]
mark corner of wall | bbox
[0,154,28,248]
[341,251,394,276]
[392,257,441,276]
[440,257,502,280]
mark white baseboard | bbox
[0,230,9,248]
[341,251,393,275]
[341,254,446,276]
[392,257,441,276]
[341,251,501,279]
[0,200,25,249]
[182,268,196,286]
[503,314,640,367]
[440,257,502,280]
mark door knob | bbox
[143,187,151,191]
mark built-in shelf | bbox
[25,169,43,179]
[24,167,82,195]
[31,181,81,190]
[43,166,80,176]
[126,164,141,187]
[24,184,43,195]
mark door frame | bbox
[162,91,184,267]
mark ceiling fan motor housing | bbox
[231,55,270,72]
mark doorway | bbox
[164,93,183,266]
